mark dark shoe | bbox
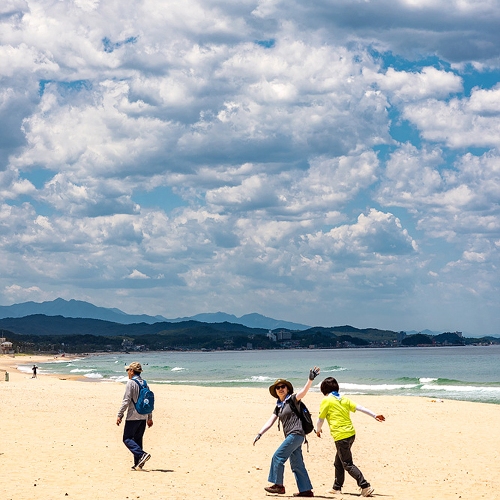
[293,491,314,497]
[137,452,151,469]
[264,484,286,494]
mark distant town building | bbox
[266,330,292,342]
[267,331,277,342]
[276,331,292,341]
[121,339,134,350]
[1,340,14,354]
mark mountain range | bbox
[0,298,311,331]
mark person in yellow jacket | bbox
[316,377,385,497]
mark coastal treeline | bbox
[1,314,498,354]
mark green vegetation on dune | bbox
[1,316,498,354]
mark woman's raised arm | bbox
[295,366,320,401]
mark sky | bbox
[1,0,500,336]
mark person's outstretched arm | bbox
[295,366,320,401]
[356,405,385,422]
[253,414,278,445]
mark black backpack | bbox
[290,398,315,435]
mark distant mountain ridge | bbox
[0,298,167,325]
[405,329,443,336]
[168,311,310,331]
[0,298,310,331]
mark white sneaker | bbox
[137,452,151,469]
[326,488,342,496]
[361,486,374,497]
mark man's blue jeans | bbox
[268,433,313,492]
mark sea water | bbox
[25,345,500,404]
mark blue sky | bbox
[1,0,500,336]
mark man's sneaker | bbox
[264,484,286,494]
[137,452,151,469]
[293,490,314,497]
[326,488,342,496]
[361,486,374,497]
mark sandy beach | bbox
[1,354,499,500]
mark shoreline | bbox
[0,351,500,406]
[0,353,87,382]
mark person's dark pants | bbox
[123,419,147,465]
[333,434,370,490]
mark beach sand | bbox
[1,354,499,500]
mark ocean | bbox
[20,345,500,405]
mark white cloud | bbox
[377,145,500,241]
[306,209,418,258]
[374,66,462,102]
[0,0,500,334]
[206,174,279,210]
[127,269,149,279]
[0,168,36,198]
[4,284,45,303]
[463,251,486,263]
[297,152,380,210]
[279,0,500,65]
[12,80,178,178]
[0,43,58,78]
[403,86,500,148]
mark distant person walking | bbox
[253,367,320,497]
[31,365,38,378]
[316,377,385,497]
[116,362,153,470]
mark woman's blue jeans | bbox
[268,433,313,492]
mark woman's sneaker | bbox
[264,484,286,494]
[361,486,374,497]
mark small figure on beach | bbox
[316,377,385,497]
[253,367,320,497]
[31,365,38,378]
[116,362,153,470]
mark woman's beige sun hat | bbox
[269,378,294,398]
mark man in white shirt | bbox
[116,362,153,470]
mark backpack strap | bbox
[275,394,291,432]
[276,396,310,452]
[131,378,145,405]
[288,396,310,452]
